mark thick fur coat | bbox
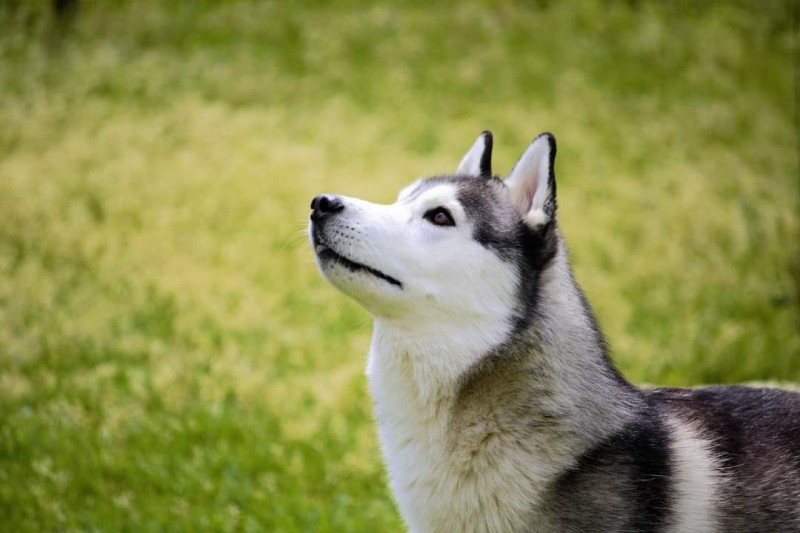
[309,132,800,532]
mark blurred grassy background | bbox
[0,0,797,530]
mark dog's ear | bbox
[505,133,557,227]
[456,131,493,178]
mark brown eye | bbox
[424,207,455,227]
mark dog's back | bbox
[552,386,800,532]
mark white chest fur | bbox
[366,322,563,533]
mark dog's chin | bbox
[314,254,403,317]
[313,240,403,291]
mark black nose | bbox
[310,194,344,222]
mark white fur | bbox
[664,417,721,533]
[368,324,529,532]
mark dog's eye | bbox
[424,207,455,227]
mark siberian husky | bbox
[308,131,800,532]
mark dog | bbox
[309,131,800,532]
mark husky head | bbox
[309,132,560,336]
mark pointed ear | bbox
[505,133,557,227]
[456,131,493,178]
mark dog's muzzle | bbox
[309,196,403,289]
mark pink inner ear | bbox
[520,173,541,213]
[508,160,543,215]
[508,138,551,217]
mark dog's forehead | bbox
[398,179,456,205]
[400,182,460,208]
[397,179,424,202]
[397,176,504,211]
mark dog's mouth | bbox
[313,234,403,289]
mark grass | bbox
[0,0,797,530]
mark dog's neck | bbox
[368,307,512,407]
[368,240,639,425]
[514,242,641,436]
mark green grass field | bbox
[0,1,797,530]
